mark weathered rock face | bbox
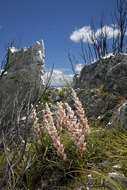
[71,53,127,127]
[112,101,127,129]
[0,40,45,133]
[7,40,45,87]
[73,53,127,97]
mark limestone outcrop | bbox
[71,53,127,128]
[111,101,127,129]
[0,40,45,133]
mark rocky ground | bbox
[69,53,127,129]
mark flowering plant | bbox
[33,88,89,161]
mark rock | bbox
[71,53,127,126]
[0,40,45,135]
[104,61,127,98]
[111,101,127,129]
[73,54,118,89]
[105,172,127,190]
[7,40,45,88]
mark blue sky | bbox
[0,0,117,86]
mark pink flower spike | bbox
[63,102,86,156]
[32,107,42,140]
[56,102,66,133]
[42,103,67,161]
[71,88,89,148]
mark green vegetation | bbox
[0,123,127,189]
[58,87,68,98]
[0,89,127,190]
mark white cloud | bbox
[70,25,120,43]
[70,26,93,43]
[75,64,84,73]
[44,69,74,87]
[96,25,120,39]
[53,69,62,75]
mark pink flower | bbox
[33,88,89,161]
[56,102,66,133]
[71,88,89,148]
[42,103,66,161]
[64,102,86,156]
[32,106,41,139]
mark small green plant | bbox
[40,89,51,104]
[58,87,67,98]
